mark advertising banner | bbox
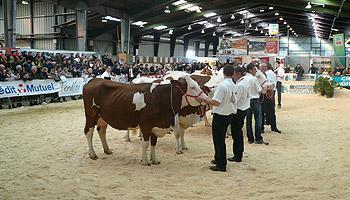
[269,24,279,35]
[311,57,332,68]
[333,34,346,67]
[58,78,90,97]
[283,84,315,94]
[265,38,279,54]
[0,79,61,98]
[332,76,350,87]
[249,38,266,55]
[219,38,248,55]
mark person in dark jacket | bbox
[295,64,304,81]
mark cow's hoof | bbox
[140,160,151,166]
[151,160,160,165]
[89,153,98,160]
[104,150,113,155]
[181,146,188,151]
[176,150,183,154]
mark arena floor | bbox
[1,90,350,200]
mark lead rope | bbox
[170,84,176,116]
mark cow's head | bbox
[171,75,208,107]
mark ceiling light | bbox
[140,24,144,28]
[269,7,274,10]
[154,25,167,30]
[249,23,252,28]
[289,27,293,30]
[132,21,148,26]
[21,0,29,4]
[204,12,217,18]
[231,14,235,19]
[105,16,121,22]
[172,0,187,6]
[217,16,222,23]
[164,6,171,13]
[275,12,279,16]
[201,29,205,34]
[169,29,173,34]
[188,25,192,30]
[265,32,268,36]
[260,30,263,33]
[101,18,107,23]
[284,21,287,24]
[240,19,244,24]
[292,30,295,33]
[279,17,283,21]
[306,2,312,9]
[220,23,227,26]
[213,32,216,36]
[260,9,265,12]
[255,27,258,31]
[287,25,290,28]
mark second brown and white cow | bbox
[82,76,207,165]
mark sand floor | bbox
[1,89,350,200]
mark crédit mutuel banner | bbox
[0,79,61,98]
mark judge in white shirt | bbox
[196,65,237,172]
[274,61,285,109]
[245,62,268,145]
[260,62,281,134]
[228,65,250,163]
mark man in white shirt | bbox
[100,66,112,80]
[196,65,237,172]
[261,62,281,134]
[228,65,250,163]
[245,62,268,145]
[274,61,285,109]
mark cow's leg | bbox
[140,133,151,166]
[150,134,160,165]
[179,127,188,151]
[174,129,182,154]
[203,115,211,127]
[124,130,131,142]
[86,127,98,160]
[97,119,112,155]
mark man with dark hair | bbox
[245,62,268,145]
[196,65,237,172]
[275,62,285,109]
[295,64,304,81]
[228,66,250,162]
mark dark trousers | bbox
[261,92,278,131]
[212,113,233,169]
[276,81,282,106]
[246,99,263,142]
[230,109,246,159]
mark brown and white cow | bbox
[82,76,207,165]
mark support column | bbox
[30,0,34,48]
[133,36,140,56]
[183,37,189,57]
[153,34,160,57]
[195,41,200,57]
[213,37,219,55]
[121,18,131,54]
[204,40,210,57]
[170,36,176,57]
[3,0,16,47]
[76,10,87,51]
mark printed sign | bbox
[0,79,61,98]
[265,38,279,54]
[283,84,315,94]
[58,78,90,97]
[332,76,350,87]
[269,24,279,35]
[219,38,248,55]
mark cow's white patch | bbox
[132,92,146,111]
[151,127,171,138]
[86,127,97,159]
[141,139,150,165]
[179,114,199,129]
[150,83,158,93]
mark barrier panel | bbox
[331,76,350,87]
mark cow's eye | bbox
[190,86,195,90]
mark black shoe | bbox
[271,129,281,134]
[228,157,242,162]
[209,166,226,172]
[211,160,217,165]
[248,140,254,144]
[255,140,269,145]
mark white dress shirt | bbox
[265,70,277,90]
[212,78,237,115]
[275,67,285,82]
[245,73,262,99]
[236,76,250,111]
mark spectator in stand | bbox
[41,67,49,79]
[344,67,350,75]
[295,64,305,81]
[333,65,344,76]
[308,64,317,74]
[284,64,292,73]
[0,65,8,81]
[101,66,112,80]
[61,66,73,78]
